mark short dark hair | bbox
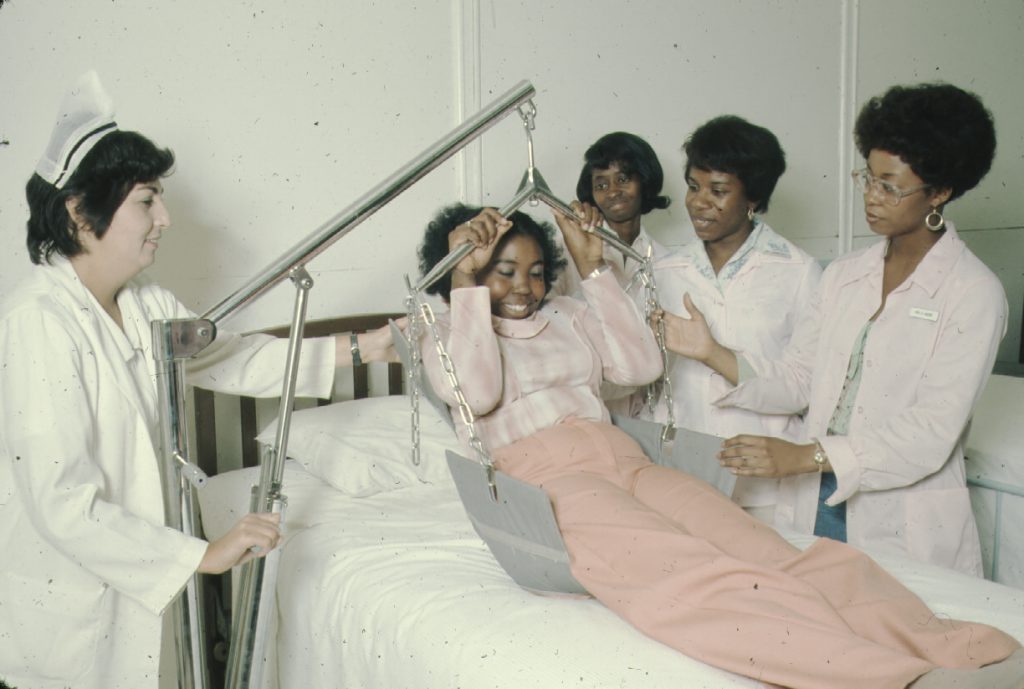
[854,83,995,202]
[26,130,175,265]
[575,132,670,214]
[682,115,786,213]
[418,203,567,302]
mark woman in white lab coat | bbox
[650,116,821,521]
[0,74,394,689]
[658,83,1005,576]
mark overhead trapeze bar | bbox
[416,101,644,296]
[203,80,537,325]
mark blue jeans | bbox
[813,472,847,541]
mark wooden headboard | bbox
[191,313,406,477]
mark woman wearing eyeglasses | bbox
[656,82,1006,576]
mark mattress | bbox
[199,460,1024,689]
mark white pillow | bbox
[256,395,460,497]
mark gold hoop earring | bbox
[925,208,945,232]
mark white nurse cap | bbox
[35,70,118,189]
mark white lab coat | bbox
[0,258,337,689]
[648,223,822,508]
[716,224,1006,575]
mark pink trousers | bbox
[492,419,1019,689]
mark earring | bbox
[925,208,945,232]
[746,207,755,221]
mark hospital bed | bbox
[193,313,1024,689]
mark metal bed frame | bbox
[967,472,1024,582]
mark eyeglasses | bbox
[851,168,931,206]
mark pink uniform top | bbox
[422,268,663,452]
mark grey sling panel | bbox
[611,414,737,497]
[610,413,666,466]
[390,319,455,429]
[398,316,585,594]
[446,451,588,595]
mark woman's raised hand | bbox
[197,512,282,574]
[654,293,717,362]
[654,293,740,385]
[552,201,606,276]
[450,208,513,282]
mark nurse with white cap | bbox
[0,72,392,689]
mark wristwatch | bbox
[350,332,363,367]
[811,440,827,472]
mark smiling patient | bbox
[414,201,1023,689]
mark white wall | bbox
[0,0,461,331]
[1,1,1020,348]
[472,0,847,262]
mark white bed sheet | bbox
[199,461,1024,689]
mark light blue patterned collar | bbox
[691,220,793,287]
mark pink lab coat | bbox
[717,223,1007,575]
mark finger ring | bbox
[250,545,263,554]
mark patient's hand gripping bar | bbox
[415,101,644,296]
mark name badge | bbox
[910,307,938,321]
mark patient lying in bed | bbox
[412,202,1024,689]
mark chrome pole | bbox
[225,266,313,689]
[203,80,536,326]
[153,318,218,689]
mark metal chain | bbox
[419,299,490,466]
[636,255,676,444]
[406,289,490,470]
[405,293,422,467]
